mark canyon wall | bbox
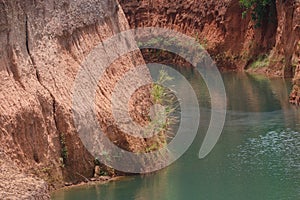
[0,0,299,198]
[0,0,159,197]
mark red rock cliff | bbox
[0,0,159,197]
[120,0,277,71]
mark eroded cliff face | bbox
[277,0,300,104]
[120,0,278,71]
[0,150,49,199]
[0,0,159,197]
[271,0,300,77]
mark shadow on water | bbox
[52,70,300,200]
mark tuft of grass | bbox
[151,84,165,104]
[250,55,270,69]
[151,70,174,104]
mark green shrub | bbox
[59,133,68,166]
[145,69,178,152]
[240,0,276,27]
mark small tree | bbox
[240,0,276,27]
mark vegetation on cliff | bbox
[240,0,276,27]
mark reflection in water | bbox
[133,170,170,200]
[52,71,300,200]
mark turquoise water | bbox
[52,71,300,200]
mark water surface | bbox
[52,70,300,200]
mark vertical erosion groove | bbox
[25,13,61,157]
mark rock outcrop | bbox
[271,0,300,78]
[279,0,300,104]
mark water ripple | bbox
[228,129,300,182]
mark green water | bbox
[52,71,300,200]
